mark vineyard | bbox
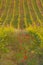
[0,0,43,65]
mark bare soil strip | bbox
[19,0,25,29]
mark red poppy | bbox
[24,55,27,60]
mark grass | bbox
[0,27,43,65]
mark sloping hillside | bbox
[0,0,43,65]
